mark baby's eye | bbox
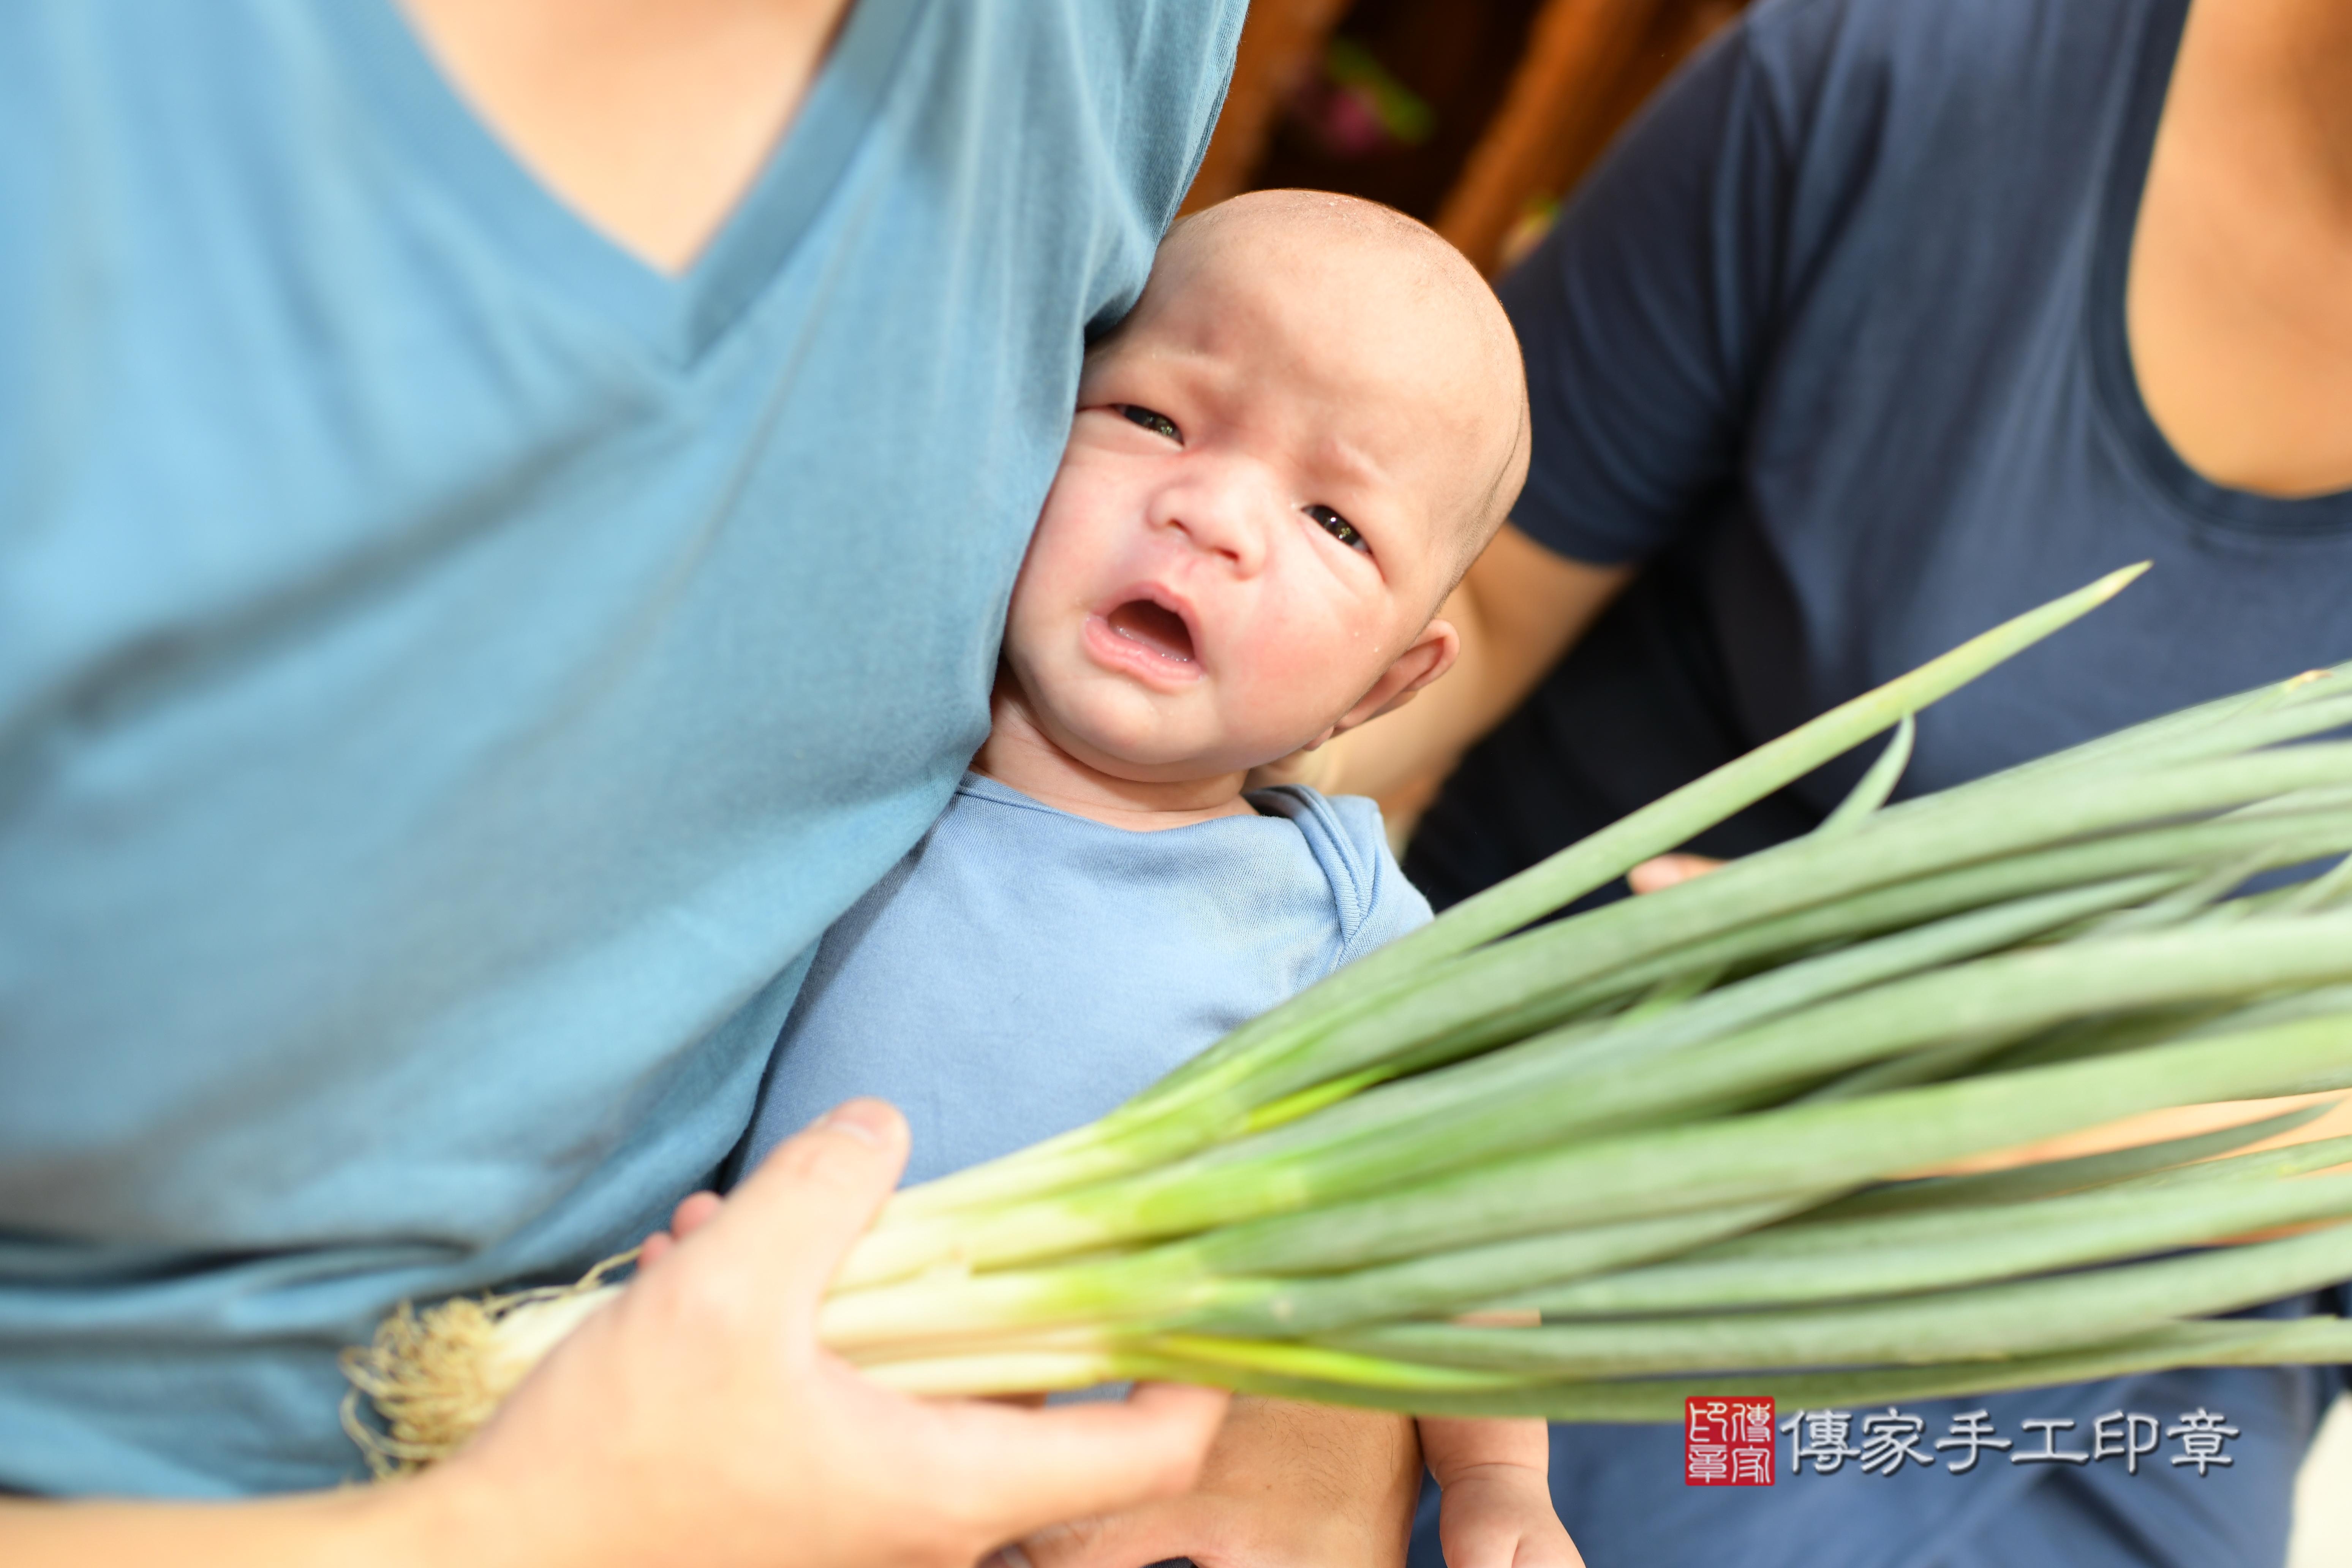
[1307,504,1369,554]
[1118,405,1182,443]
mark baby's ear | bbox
[1329,617,1461,738]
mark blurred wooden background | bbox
[1182,0,1749,275]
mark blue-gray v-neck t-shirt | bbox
[0,1,1239,1496]
[743,775,1430,1188]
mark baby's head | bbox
[1000,190,1529,787]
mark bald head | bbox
[1168,188,1476,296]
[1108,190,1530,584]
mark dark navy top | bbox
[1408,0,2352,904]
[1403,0,2351,1562]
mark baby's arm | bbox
[1418,1417,1582,1568]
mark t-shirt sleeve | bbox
[1498,15,1801,567]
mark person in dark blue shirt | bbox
[1300,0,2352,1561]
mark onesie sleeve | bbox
[1315,791,1434,962]
[1347,838,1435,961]
[1499,13,1804,567]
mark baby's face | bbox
[1001,219,1516,784]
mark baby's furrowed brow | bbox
[1312,435,1387,493]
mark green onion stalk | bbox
[345,564,2352,1475]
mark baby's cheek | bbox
[1002,525,1103,650]
[1222,633,1354,747]
[1021,462,1129,580]
[997,582,1055,671]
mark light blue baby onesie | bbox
[743,774,1429,1186]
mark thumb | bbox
[700,1098,910,1326]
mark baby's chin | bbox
[1061,730,1253,783]
[1048,712,1282,784]
[1027,675,1322,782]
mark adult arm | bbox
[0,1102,1227,1568]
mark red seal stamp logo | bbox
[1686,1397,1776,1486]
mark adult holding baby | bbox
[1304,0,2352,1563]
[0,0,1330,1562]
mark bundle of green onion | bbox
[346,563,2352,1471]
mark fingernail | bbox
[817,1099,894,1146]
[982,1548,1034,1568]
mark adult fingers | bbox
[697,1099,910,1324]
[963,1383,1230,1550]
[637,1191,724,1271]
[671,1190,724,1238]
[1627,853,1723,896]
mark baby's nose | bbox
[1161,483,1271,572]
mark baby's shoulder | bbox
[1245,785,1434,959]
[853,776,1432,980]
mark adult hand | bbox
[999,1397,1420,1568]
[425,1098,1228,1568]
[0,1100,1227,1568]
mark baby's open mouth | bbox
[1105,598,1196,664]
